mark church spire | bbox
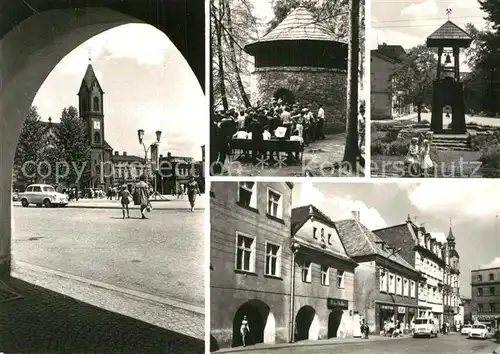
[447,218,455,243]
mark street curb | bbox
[215,336,410,353]
[12,204,204,211]
[13,260,205,315]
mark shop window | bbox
[321,266,329,286]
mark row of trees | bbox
[211,0,365,110]
[13,106,91,188]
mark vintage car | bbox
[18,184,69,207]
[413,317,439,338]
[468,324,489,340]
[461,324,472,335]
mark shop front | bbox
[474,315,500,330]
[376,303,419,334]
[378,304,395,333]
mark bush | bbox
[371,139,386,155]
[479,147,500,177]
[384,130,400,143]
[470,133,500,151]
[387,139,410,156]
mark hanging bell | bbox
[444,54,452,64]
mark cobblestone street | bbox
[0,277,204,353]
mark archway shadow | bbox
[273,88,295,105]
[328,308,344,338]
[295,305,316,341]
[232,299,270,347]
[1,277,203,353]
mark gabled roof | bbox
[427,21,472,47]
[291,204,336,235]
[373,223,415,245]
[111,154,145,163]
[371,49,398,64]
[376,44,406,61]
[334,219,416,272]
[246,7,337,48]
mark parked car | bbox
[18,184,69,207]
[12,191,19,201]
[461,324,472,335]
[413,317,439,338]
[468,324,489,340]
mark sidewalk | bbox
[216,335,410,353]
[494,346,500,354]
[13,194,207,211]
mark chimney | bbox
[123,152,127,156]
[351,211,360,222]
[114,151,119,156]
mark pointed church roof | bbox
[82,63,97,89]
[427,20,472,47]
[245,7,341,54]
[447,226,455,242]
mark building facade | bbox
[335,213,421,335]
[291,205,358,340]
[471,266,500,329]
[373,217,446,327]
[210,182,294,350]
[461,296,473,324]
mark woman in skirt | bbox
[186,176,201,212]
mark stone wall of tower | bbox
[253,67,347,134]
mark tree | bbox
[14,106,45,185]
[393,45,438,122]
[56,106,90,188]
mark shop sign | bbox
[398,306,406,314]
[327,298,349,310]
[380,305,394,311]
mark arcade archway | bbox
[295,305,320,341]
[0,2,203,277]
[328,307,344,338]
[232,300,275,347]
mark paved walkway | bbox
[216,335,411,353]
[494,346,500,354]
[0,274,204,353]
[13,194,207,210]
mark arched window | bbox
[93,96,100,111]
[93,131,101,144]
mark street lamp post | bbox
[289,239,301,343]
[137,129,164,200]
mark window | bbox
[321,266,330,286]
[33,186,41,192]
[26,186,33,192]
[236,233,255,272]
[478,303,484,313]
[490,287,495,296]
[478,275,483,282]
[410,281,416,298]
[388,273,395,294]
[396,276,402,295]
[491,303,496,313]
[490,273,494,281]
[328,233,332,245]
[93,96,100,111]
[93,131,101,144]
[321,228,324,239]
[265,242,281,277]
[313,227,317,239]
[478,288,483,297]
[337,270,345,288]
[238,182,256,208]
[267,189,282,218]
[302,261,312,283]
[380,269,387,292]
[403,278,409,296]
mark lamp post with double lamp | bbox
[137,129,164,200]
[289,239,301,343]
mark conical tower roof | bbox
[81,63,99,90]
[245,7,340,55]
[447,226,455,242]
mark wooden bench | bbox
[230,139,304,164]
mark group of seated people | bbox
[212,97,326,165]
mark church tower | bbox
[77,60,113,189]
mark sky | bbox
[371,0,490,72]
[32,24,205,161]
[292,181,500,298]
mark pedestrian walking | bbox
[186,176,201,212]
[119,185,132,219]
[364,322,369,339]
[133,175,151,219]
[240,315,250,347]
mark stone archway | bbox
[328,307,344,338]
[232,300,275,347]
[0,2,203,277]
[273,88,295,105]
[295,305,320,341]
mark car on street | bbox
[12,191,19,201]
[461,324,472,335]
[468,324,489,339]
[18,184,69,207]
[412,317,439,338]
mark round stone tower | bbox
[244,7,347,133]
